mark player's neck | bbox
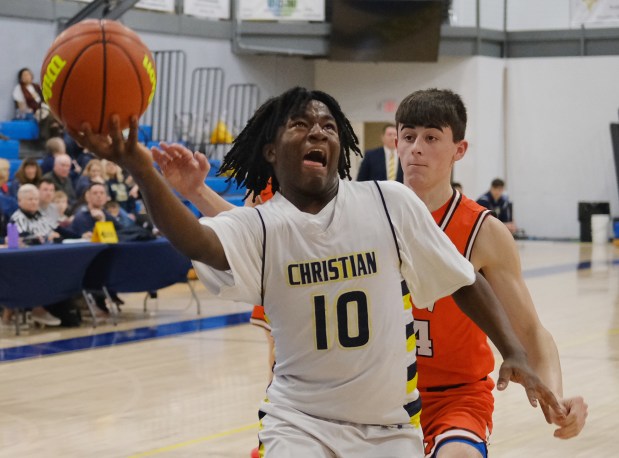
[413,182,453,213]
[280,181,339,215]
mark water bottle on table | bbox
[7,222,19,249]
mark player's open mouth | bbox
[303,149,327,167]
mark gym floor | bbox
[0,240,617,457]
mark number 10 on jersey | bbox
[313,291,370,350]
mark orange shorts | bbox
[420,377,494,457]
[250,305,271,331]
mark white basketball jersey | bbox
[195,179,474,426]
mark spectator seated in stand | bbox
[104,200,135,229]
[70,182,122,239]
[42,153,77,208]
[52,190,72,227]
[75,159,105,200]
[38,178,61,227]
[12,67,62,141]
[0,158,11,197]
[102,159,137,216]
[0,158,18,217]
[2,183,71,327]
[8,157,42,198]
[9,183,76,244]
[41,137,67,175]
[476,178,517,235]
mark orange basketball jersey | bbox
[259,181,274,202]
[413,190,493,389]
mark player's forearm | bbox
[524,327,564,397]
[452,272,527,362]
[186,183,235,217]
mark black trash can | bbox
[578,202,610,242]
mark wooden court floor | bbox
[0,240,617,457]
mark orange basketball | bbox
[40,19,156,134]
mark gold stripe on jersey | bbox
[405,396,422,427]
[403,280,420,424]
[401,280,412,310]
[406,321,417,353]
[287,251,377,286]
[406,372,419,395]
[407,362,418,391]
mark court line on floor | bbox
[128,422,259,457]
[522,257,619,279]
[0,312,251,362]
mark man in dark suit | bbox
[356,124,403,182]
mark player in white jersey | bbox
[76,87,563,457]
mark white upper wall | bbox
[452,0,605,30]
[0,18,56,121]
[316,54,619,239]
[505,55,619,239]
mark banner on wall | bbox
[184,0,230,19]
[571,0,619,27]
[238,0,325,21]
[72,0,175,13]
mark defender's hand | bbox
[497,358,567,419]
[152,142,210,199]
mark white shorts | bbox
[257,402,424,458]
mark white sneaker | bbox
[31,311,61,327]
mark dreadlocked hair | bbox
[218,86,361,200]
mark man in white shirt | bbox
[38,178,60,226]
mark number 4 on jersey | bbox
[414,320,433,357]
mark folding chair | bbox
[82,238,201,327]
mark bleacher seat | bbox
[0,120,39,140]
[224,195,245,207]
[208,159,222,176]
[138,125,152,144]
[0,140,19,159]
[205,177,232,194]
[8,159,21,180]
[146,141,160,149]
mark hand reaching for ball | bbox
[74,115,154,179]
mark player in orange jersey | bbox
[395,89,588,457]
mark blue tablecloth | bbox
[0,243,108,309]
[82,238,192,293]
[0,239,193,310]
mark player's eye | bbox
[291,120,307,128]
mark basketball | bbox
[40,19,156,134]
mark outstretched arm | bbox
[472,216,588,438]
[73,116,229,270]
[152,142,235,217]
[452,272,566,420]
